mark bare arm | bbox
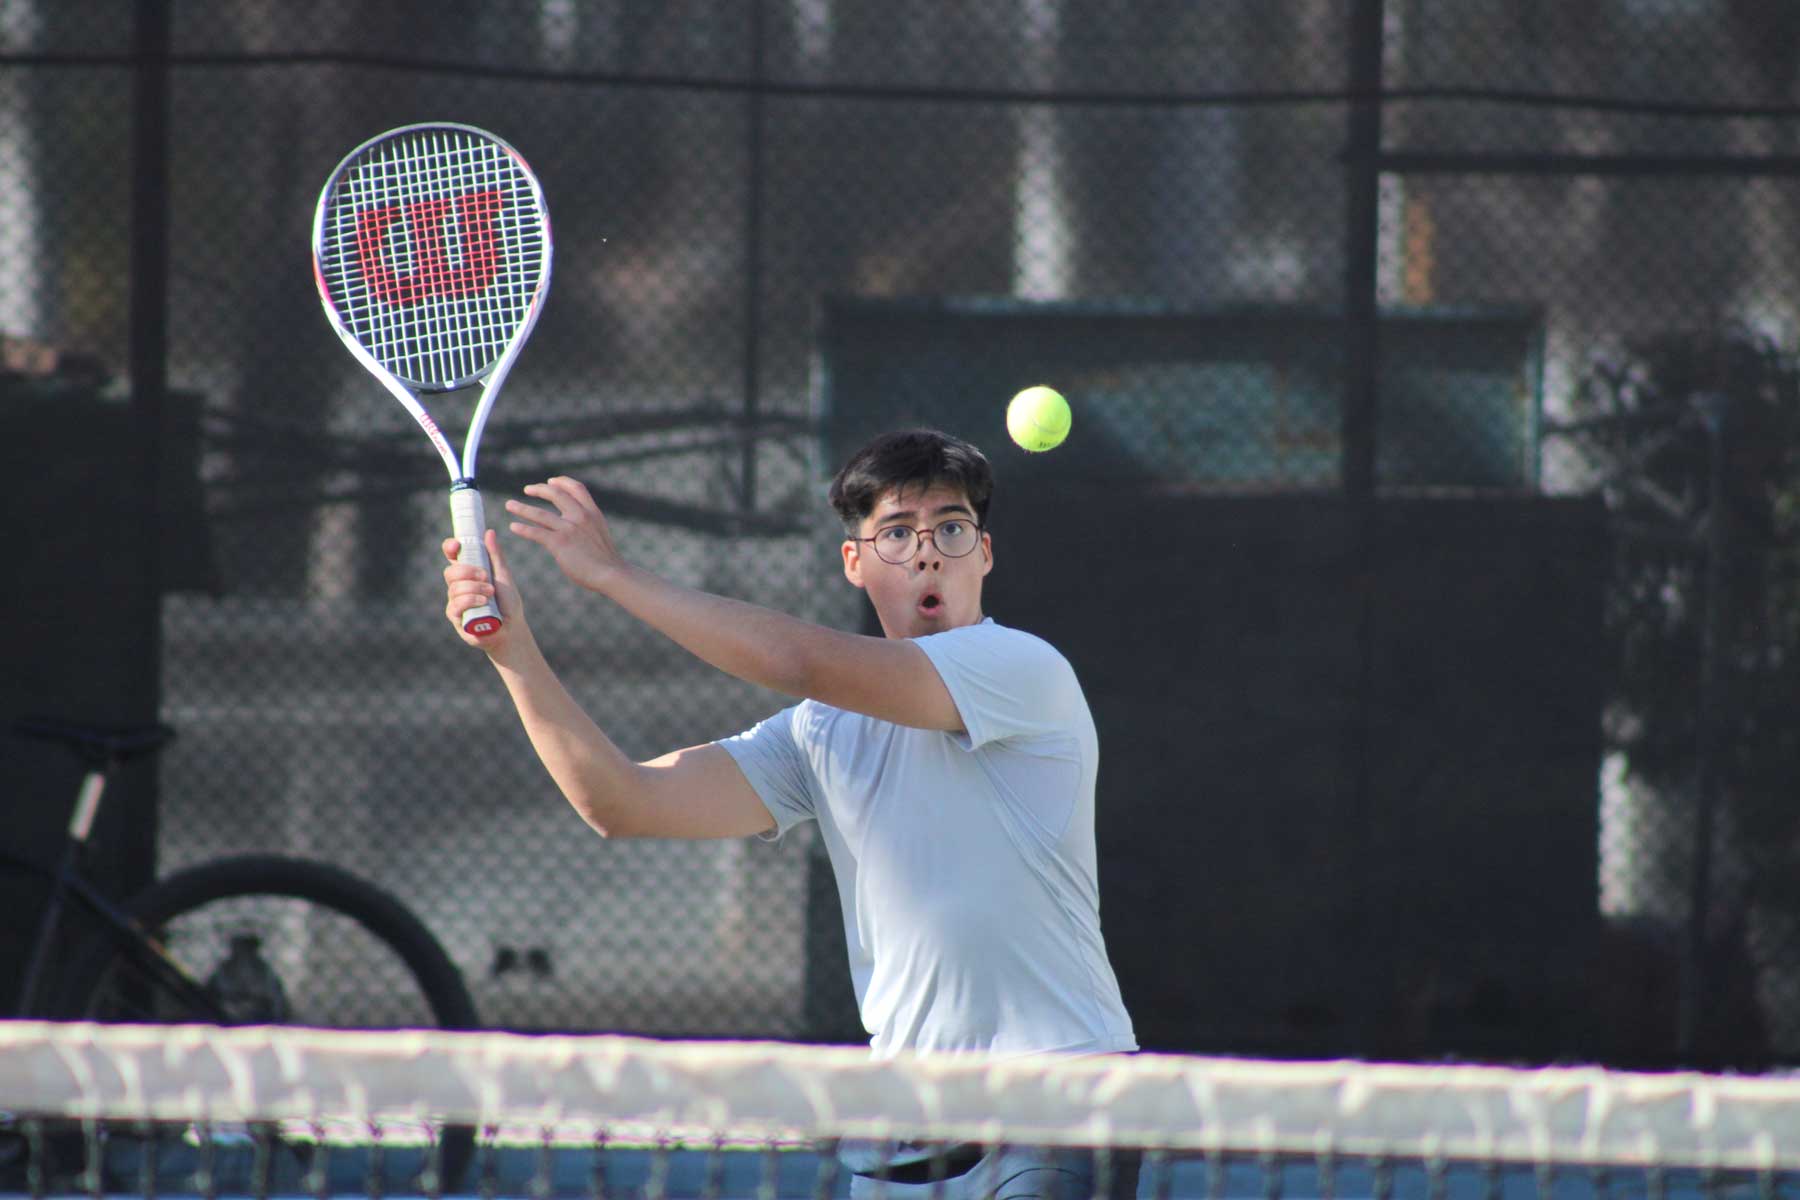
[444,530,775,840]
[603,565,959,729]
[503,477,963,731]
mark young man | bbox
[443,429,1137,1199]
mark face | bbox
[841,482,993,639]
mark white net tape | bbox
[4,1023,1800,1171]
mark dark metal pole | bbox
[740,0,766,513]
[1342,0,1384,1053]
[1679,390,1733,1059]
[1343,0,1383,500]
[127,0,172,889]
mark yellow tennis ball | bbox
[1007,385,1070,452]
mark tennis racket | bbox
[311,122,553,636]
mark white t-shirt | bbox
[718,618,1138,1059]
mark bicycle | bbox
[2,715,481,1191]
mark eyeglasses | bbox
[852,518,984,564]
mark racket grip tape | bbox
[450,485,503,637]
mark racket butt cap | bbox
[465,614,502,637]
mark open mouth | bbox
[918,592,944,615]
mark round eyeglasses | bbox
[853,518,983,565]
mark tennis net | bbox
[3,1020,1799,1199]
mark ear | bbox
[978,530,994,578]
[841,539,868,590]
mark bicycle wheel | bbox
[61,854,477,1029]
[55,854,479,1191]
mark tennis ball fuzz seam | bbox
[1007,385,1071,452]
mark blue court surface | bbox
[1,1136,1785,1200]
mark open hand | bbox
[505,476,627,593]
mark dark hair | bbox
[827,428,994,534]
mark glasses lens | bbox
[873,527,917,563]
[934,520,977,557]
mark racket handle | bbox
[450,485,503,637]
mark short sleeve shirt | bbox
[718,618,1137,1058]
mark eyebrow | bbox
[873,502,974,524]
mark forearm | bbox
[600,563,853,698]
[506,477,864,698]
[487,643,649,837]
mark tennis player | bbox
[443,429,1139,1199]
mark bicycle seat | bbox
[12,716,176,767]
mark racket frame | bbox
[311,122,553,637]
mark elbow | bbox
[582,813,621,839]
[567,794,620,839]
[563,768,654,839]
[573,805,647,840]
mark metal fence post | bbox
[1343,0,1385,1052]
[1680,390,1734,1058]
[127,0,172,887]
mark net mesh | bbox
[314,126,550,389]
[4,1022,1800,1199]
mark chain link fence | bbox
[5,0,1800,1066]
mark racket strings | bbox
[318,129,547,389]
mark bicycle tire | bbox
[55,854,479,1191]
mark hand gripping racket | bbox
[311,123,552,636]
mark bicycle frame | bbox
[1,838,222,1020]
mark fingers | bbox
[446,576,494,608]
[443,539,495,622]
[443,532,518,642]
[443,547,488,585]
[446,536,504,582]
[484,527,513,583]
[505,490,564,537]
[518,478,572,519]
[445,576,495,629]
[507,479,609,555]
[504,500,555,536]
[543,475,599,513]
[515,476,600,524]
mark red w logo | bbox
[355,190,505,306]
